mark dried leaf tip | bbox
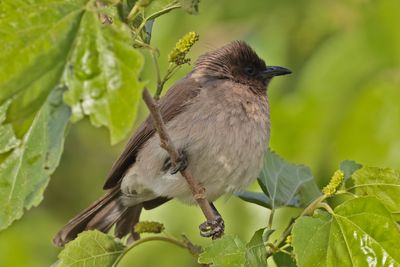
[134,221,165,234]
[322,170,344,196]
[168,32,199,65]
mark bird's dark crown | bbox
[194,41,269,89]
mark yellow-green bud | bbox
[285,235,292,245]
[168,31,199,65]
[322,170,345,196]
[134,221,165,234]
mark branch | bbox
[142,89,218,226]
[266,194,328,258]
[113,235,201,266]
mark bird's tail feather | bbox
[53,188,142,247]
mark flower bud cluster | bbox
[322,170,344,196]
[168,32,199,65]
[134,221,165,234]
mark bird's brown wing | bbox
[103,75,202,189]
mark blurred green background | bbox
[1,0,399,266]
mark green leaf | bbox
[56,230,125,267]
[257,150,321,209]
[292,197,400,267]
[0,0,86,107]
[198,235,246,267]
[0,0,144,145]
[63,8,145,144]
[0,0,81,229]
[0,0,144,230]
[273,251,297,267]
[351,167,400,216]
[291,212,331,266]
[340,160,362,181]
[235,191,272,209]
[198,232,271,267]
[0,87,70,230]
[246,228,268,267]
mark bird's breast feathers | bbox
[122,80,270,204]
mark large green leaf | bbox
[0,0,144,144]
[198,235,247,267]
[292,197,400,267]
[351,167,400,216]
[256,150,321,209]
[0,0,145,229]
[0,0,87,107]
[0,87,70,230]
[63,8,144,144]
[55,230,125,267]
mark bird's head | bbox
[194,41,291,91]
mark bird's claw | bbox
[199,216,225,239]
[170,149,188,174]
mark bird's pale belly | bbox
[121,86,270,205]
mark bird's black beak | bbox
[261,66,292,78]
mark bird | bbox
[53,40,291,247]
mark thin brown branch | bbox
[142,89,218,224]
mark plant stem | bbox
[154,64,180,99]
[266,194,329,258]
[151,51,162,93]
[129,1,181,40]
[300,195,327,217]
[279,243,291,251]
[268,209,275,229]
[126,0,142,21]
[335,190,359,198]
[143,2,181,22]
[315,202,334,214]
[113,236,193,266]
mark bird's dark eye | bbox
[244,66,256,75]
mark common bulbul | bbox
[54,41,291,246]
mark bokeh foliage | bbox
[0,0,399,266]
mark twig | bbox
[154,64,179,99]
[150,51,162,96]
[266,195,329,258]
[142,89,218,226]
[181,234,203,256]
[113,236,198,266]
[265,219,292,258]
[267,209,275,229]
[315,202,334,214]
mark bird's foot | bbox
[170,149,188,174]
[199,216,225,239]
